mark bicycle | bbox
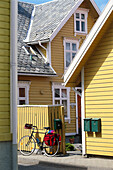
[19,123,60,157]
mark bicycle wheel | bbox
[43,139,59,157]
[19,135,36,156]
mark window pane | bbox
[72,43,76,51]
[66,52,71,67]
[55,89,60,97]
[61,89,67,98]
[55,100,60,105]
[76,13,79,19]
[76,21,80,31]
[81,14,85,19]
[62,100,67,117]
[19,100,25,105]
[19,88,25,97]
[81,22,85,32]
[72,53,76,59]
[66,43,70,50]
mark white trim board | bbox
[64,0,113,86]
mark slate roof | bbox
[28,0,80,42]
[18,1,56,76]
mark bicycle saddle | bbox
[44,127,50,130]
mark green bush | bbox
[65,143,75,151]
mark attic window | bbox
[74,8,89,35]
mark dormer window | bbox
[74,8,89,35]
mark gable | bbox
[64,0,113,87]
[25,0,100,43]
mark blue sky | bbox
[19,0,109,11]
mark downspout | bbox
[10,0,18,169]
[81,67,86,155]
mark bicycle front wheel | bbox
[19,135,36,156]
[43,139,59,157]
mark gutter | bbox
[18,73,57,77]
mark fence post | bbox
[61,106,66,154]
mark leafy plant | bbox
[69,136,74,139]
[65,143,75,151]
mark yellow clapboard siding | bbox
[0,112,10,119]
[0,126,10,133]
[85,113,113,117]
[0,64,9,70]
[85,91,113,97]
[0,36,9,43]
[0,15,9,22]
[0,84,10,90]
[87,150,113,156]
[0,8,10,15]
[0,77,10,84]
[0,91,10,98]
[85,86,113,93]
[0,98,10,105]
[0,2,10,8]
[87,146,113,152]
[0,43,10,50]
[0,133,12,142]
[0,71,10,77]
[0,21,10,29]
[0,119,10,126]
[87,142,113,147]
[0,28,9,36]
[86,137,113,143]
[85,83,113,89]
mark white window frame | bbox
[74,8,89,36]
[52,83,70,122]
[64,38,79,71]
[18,81,31,105]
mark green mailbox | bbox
[54,119,62,130]
[91,118,101,132]
[84,118,91,132]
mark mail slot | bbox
[91,118,101,132]
[54,119,62,130]
[84,118,91,132]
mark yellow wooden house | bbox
[0,0,17,169]
[18,0,100,139]
[64,0,113,157]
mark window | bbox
[52,83,70,120]
[64,39,79,70]
[18,81,31,105]
[74,9,88,35]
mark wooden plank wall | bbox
[17,105,65,154]
[84,19,113,156]
[0,0,11,141]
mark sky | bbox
[19,0,109,11]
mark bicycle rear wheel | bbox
[43,139,59,157]
[19,135,36,156]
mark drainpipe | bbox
[81,67,86,156]
[10,0,18,169]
